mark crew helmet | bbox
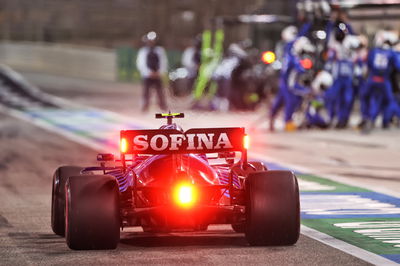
[142,31,158,43]
[281,26,298,43]
[312,70,333,93]
[293,36,315,55]
[374,30,398,48]
[343,35,360,51]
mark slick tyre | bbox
[51,166,83,236]
[65,175,120,250]
[245,170,300,246]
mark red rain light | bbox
[173,183,197,208]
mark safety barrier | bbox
[0,41,116,81]
[0,42,183,82]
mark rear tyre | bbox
[245,170,300,246]
[65,175,120,250]
[51,166,83,236]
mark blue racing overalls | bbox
[270,41,295,120]
[284,57,308,122]
[324,51,355,126]
[362,48,400,125]
[270,22,311,123]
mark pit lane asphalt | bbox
[4,70,399,264]
[0,71,377,265]
[0,113,370,265]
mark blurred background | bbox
[1,0,399,47]
[0,0,399,131]
[0,0,399,80]
[0,0,292,47]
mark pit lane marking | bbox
[298,179,335,191]
[301,225,398,265]
[302,194,400,216]
[335,222,400,249]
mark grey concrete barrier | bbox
[0,41,116,81]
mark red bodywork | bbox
[115,127,260,231]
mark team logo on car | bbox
[121,128,245,154]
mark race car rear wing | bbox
[120,127,246,155]
[120,127,248,166]
[119,112,249,168]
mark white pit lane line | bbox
[0,98,398,265]
[301,226,398,265]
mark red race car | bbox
[51,112,300,250]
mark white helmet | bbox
[296,2,304,12]
[304,0,313,13]
[343,35,360,51]
[312,70,333,93]
[281,26,298,42]
[293,36,315,55]
[319,1,331,17]
[142,31,158,42]
[374,30,399,48]
[385,31,399,46]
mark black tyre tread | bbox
[245,170,300,246]
[65,175,120,250]
[51,166,83,236]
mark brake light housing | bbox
[120,138,128,153]
[243,135,250,150]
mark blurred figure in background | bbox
[393,43,400,126]
[181,35,202,91]
[284,36,315,131]
[192,28,224,108]
[228,42,252,110]
[211,43,245,111]
[136,31,168,112]
[325,8,354,48]
[269,25,298,131]
[324,33,359,128]
[275,26,298,64]
[353,34,369,128]
[360,29,400,131]
[305,70,333,129]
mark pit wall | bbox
[0,41,116,81]
[0,42,183,82]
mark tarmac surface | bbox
[0,111,369,266]
[2,70,399,265]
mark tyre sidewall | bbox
[245,170,300,246]
[51,166,82,236]
[65,175,120,250]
